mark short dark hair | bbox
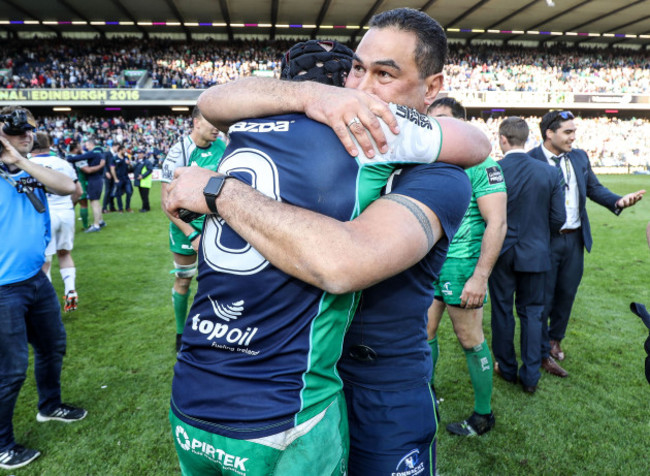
[428,97,466,120]
[33,131,51,150]
[499,117,529,147]
[191,106,202,121]
[540,110,574,141]
[369,8,447,78]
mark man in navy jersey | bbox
[110,144,133,213]
[69,138,105,233]
[166,10,487,475]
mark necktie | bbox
[552,154,570,190]
[551,155,563,167]
[563,156,571,186]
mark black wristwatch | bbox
[203,175,228,215]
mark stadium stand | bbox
[2,39,649,93]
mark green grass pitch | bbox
[9,176,650,475]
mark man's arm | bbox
[110,165,119,182]
[71,181,83,204]
[165,167,441,294]
[198,78,396,159]
[460,192,508,308]
[435,117,490,169]
[0,137,75,195]
[579,151,642,213]
[616,190,645,210]
[198,79,489,168]
[66,151,94,164]
[80,156,105,175]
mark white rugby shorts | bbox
[45,208,76,255]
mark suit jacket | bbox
[499,151,566,273]
[528,146,621,252]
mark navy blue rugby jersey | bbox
[338,162,472,391]
[171,108,445,439]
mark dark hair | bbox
[191,106,202,121]
[540,110,574,141]
[281,40,354,87]
[499,116,529,147]
[369,8,447,78]
[428,97,466,120]
[33,131,51,150]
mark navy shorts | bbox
[86,177,103,201]
[343,382,438,476]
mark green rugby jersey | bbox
[446,157,506,259]
[162,135,227,229]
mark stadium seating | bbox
[2,39,649,93]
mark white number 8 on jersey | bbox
[202,148,281,275]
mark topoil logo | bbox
[230,120,291,133]
[190,313,258,346]
[175,425,249,472]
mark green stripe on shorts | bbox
[170,391,348,476]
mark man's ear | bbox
[423,73,444,108]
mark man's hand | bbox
[617,190,645,209]
[303,85,398,158]
[164,166,219,218]
[460,274,488,309]
[0,136,24,167]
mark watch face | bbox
[203,176,225,214]
[204,176,225,196]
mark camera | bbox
[0,109,36,156]
[2,110,36,136]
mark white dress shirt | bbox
[542,145,581,230]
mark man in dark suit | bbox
[489,116,566,393]
[528,110,644,375]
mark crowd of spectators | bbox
[0,38,288,90]
[446,43,650,93]
[472,115,650,167]
[2,38,649,93]
[34,113,650,169]
[38,114,191,165]
[4,38,647,168]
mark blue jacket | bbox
[499,151,566,272]
[528,146,621,252]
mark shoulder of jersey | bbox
[165,141,183,161]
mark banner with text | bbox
[1,89,649,109]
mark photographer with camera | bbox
[0,107,87,471]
